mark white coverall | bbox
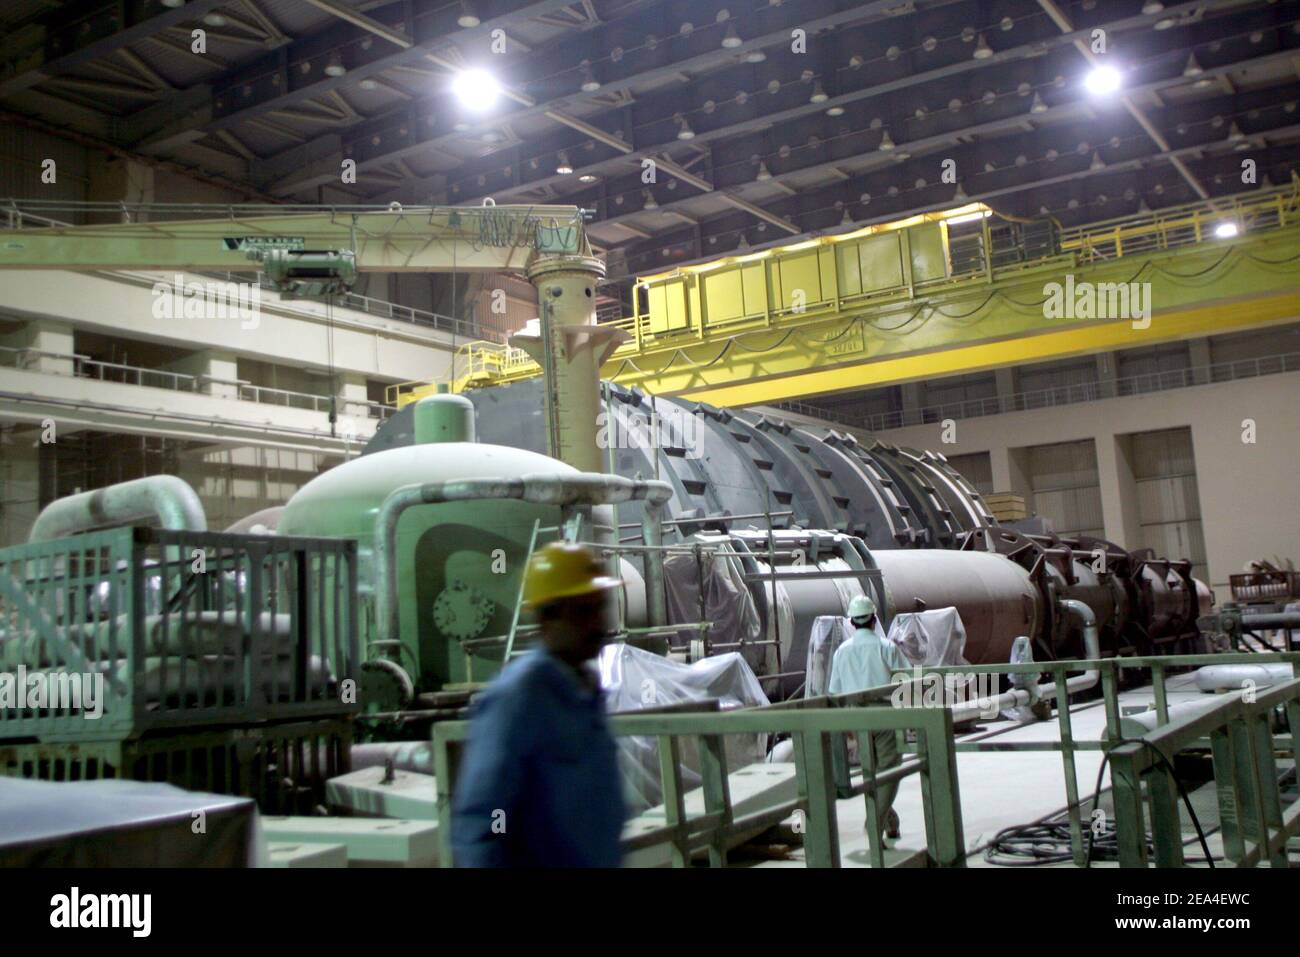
[827,618,910,841]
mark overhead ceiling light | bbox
[555,151,573,174]
[580,63,601,93]
[642,189,658,210]
[722,24,742,48]
[1228,121,1244,142]
[160,0,184,6]
[324,52,347,77]
[1214,222,1239,238]
[1084,64,1122,96]
[737,233,750,251]
[953,183,968,202]
[1090,151,1105,171]
[1154,17,1176,29]
[579,173,597,183]
[203,12,227,27]
[1141,0,1164,13]
[359,77,379,91]
[826,105,844,116]
[810,82,828,104]
[756,160,772,181]
[676,116,695,140]
[973,34,993,59]
[878,128,896,150]
[840,208,854,227]
[745,49,766,63]
[1183,54,1203,77]
[1031,92,1048,114]
[457,2,481,28]
[452,68,500,111]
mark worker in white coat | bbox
[828,594,909,844]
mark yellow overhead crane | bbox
[395,184,1300,409]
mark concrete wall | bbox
[865,372,1300,592]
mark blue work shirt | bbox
[451,648,625,867]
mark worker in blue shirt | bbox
[828,594,908,846]
[451,541,625,867]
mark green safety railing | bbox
[0,527,359,744]
[906,651,1300,867]
[432,693,966,869]
[1108,676,1300,868]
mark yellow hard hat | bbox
[522,542,622,609]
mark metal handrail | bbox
[0,344,394,420]
[776,352,1300,433]
[432,698,965,869]
[1108,675,1300,867]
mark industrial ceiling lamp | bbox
[1030,92,1048,113]
[675,115,695,140]
[756,160,772,181]
[642,189,658,210]
[722,24,742,48]
[160,0,184,6]
[458,2,481,28]
[973,34,993,59]
[1084,64,1122,96]
[580,62,601,92]
[878,128,896,150]
[826,105,844,116]
[737,233,750,251]
[555,151,574,174]
[324,52,347,77]
[1089,151,1105,171]
[810,81,828,104]
[1141,0,1163,13]
[1183,53,1203,77]
[1214,222,1239,238]
[1228,121,1245,142]
[203,12,227,26]
[953,182,968,202]
[745,49,766,63]
[840,208,854,227]
[453,68,500,111]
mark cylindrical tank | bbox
[279,422,576,691]
[873,549,1041,663]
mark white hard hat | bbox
[848,594,876,620]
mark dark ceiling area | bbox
[3,0,1300,286]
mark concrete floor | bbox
[754,673,1239,868]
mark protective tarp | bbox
[598,642,770,813]
[804,615,856,698]
[662,543,763,671]
[0,778,264,867]
[887,607,970,668]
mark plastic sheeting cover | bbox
[805,616,855,698]
[887,607,970,668]
[598,642,770,813]
[662,544,762,669]
[0,778,264,867]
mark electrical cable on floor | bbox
[985,736,1219,867]
[1082,736,1215,868]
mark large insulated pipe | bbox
[28,475,207,541]
[373,473,673,654]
